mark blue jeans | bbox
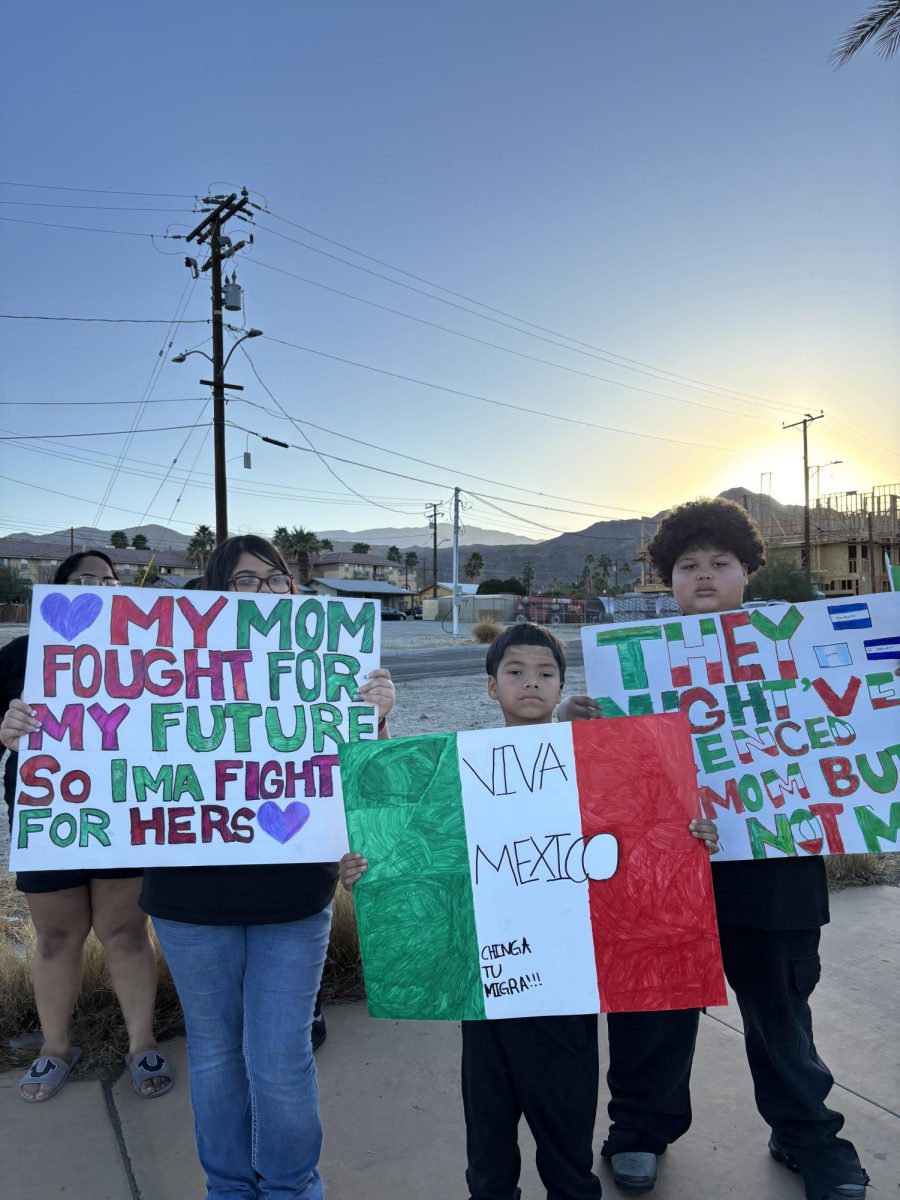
[154,909,332,1200]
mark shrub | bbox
[477,578,526,595]
[0,922,183,1076]
[473,618,503,643]
[825,852,900,889]
[321,886,365,1001]
[744,551,817,603]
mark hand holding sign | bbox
[11,586,383,869]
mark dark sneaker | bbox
[311,1012,327,1052]
[610,1152,658,1193]
[768,1138,868,1200]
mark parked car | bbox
[408,605,423,620]
[381,607,406,621]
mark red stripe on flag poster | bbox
[572,714,727,1013]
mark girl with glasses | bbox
[139,534,395,1200]
[0,551,172,1102]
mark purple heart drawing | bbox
[257,801,311,844]
[40,592,104,641]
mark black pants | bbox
[602,926,864,1198]
[462,1015,603,1200]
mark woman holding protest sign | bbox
[139,533,394,1200]
[1,550,172,1103]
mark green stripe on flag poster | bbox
[340,733,485,1020]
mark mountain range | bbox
[8,489,803,589]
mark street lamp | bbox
[171,327,263,367]
[807,460,842,503]
[171,328,263,544]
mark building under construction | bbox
[632,485,900,598]
[758,484,899,596]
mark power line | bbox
[0,424,206,441]
[0,180,196,198]
[245,257,775,423]
[234,338,415,517]
[0,314,209,324]
[88,274,198,531]
[0,397,208,406]
[260,333,789,458]
[0,472,202,529]
[257,210,800,417]
[465,490,640,543]
[0,215,181,238]
[7,436,429,510]
[233,394,646,516]
[225,419,654,538]
[130,406,210,531]
[0,200,194,213]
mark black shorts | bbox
[16,868,144,894]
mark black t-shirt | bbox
[0,635,28,823]
[139,862,338,926]
[712,855,829,930]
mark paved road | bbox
[384,639,586,680]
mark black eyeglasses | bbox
[228,573,294,593]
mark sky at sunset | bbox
[2,0,898,546]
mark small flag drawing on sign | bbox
[828,602,872,631]
[864,636,900,661]
[814,643,852,669]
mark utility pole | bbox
[426,502,442,599]
[451,487,461,637]
[783,412,824,577]
[185,191,253,545]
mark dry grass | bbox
[321,886,365,1002]
[3,846,895,1074]
[0,875,366,1075]
[0,920,184,1076]
[825,852,900,890]
[473,618,502,644]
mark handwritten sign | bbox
[582,593,900,861]
[10,585,380,868]
[339,714,726,1020]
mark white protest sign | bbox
[582,593,900,861]
[10,585,380,868]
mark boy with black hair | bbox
[344,622,604,1200]
[341,620,717,1200]
[561,497,868,1200]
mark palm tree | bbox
[351,542,371,555]
[187,524,216,572]
[830,1,900,65]
[404,550,419,589]
[272,526,325,585]
[386,545,402,563]
[464,551,484,582]
[521,562,535,595]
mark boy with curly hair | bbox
[561,497,868,1200]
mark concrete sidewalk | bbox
[2,886,898,1200]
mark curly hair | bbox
[648,497,766,586]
